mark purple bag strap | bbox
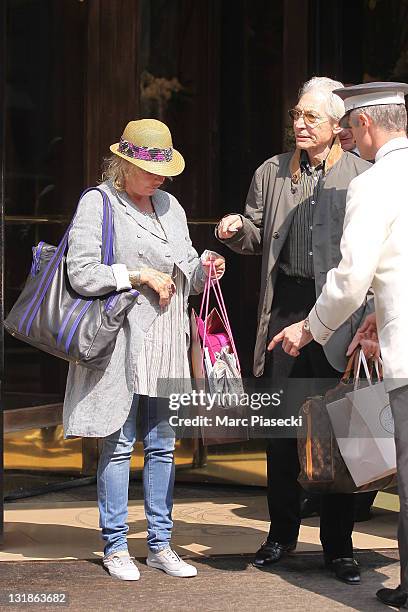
[79,187,114,264]
[57,187,113,263]
[18,187,114,335]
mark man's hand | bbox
[217,214,243,239]
[346,312,379,357]
[268,320,313,357]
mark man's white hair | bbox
[299,76,345,122]
[350,104,407,132]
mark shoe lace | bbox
[162,548,182,563]
[110,553,135,567]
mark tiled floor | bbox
[1,491,398,561]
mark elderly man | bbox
[271,81,408,608]
[217,77,373,584]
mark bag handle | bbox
[209,270,241,372]
[354,349,372,390]
[198,261,241,373]
[374,356,383,381]
[342,348,383,388]
[18,188,114,336]
[342,349,360,382]
[199,259,211,320]
[49,187,113,262]
[354,351,384,389]
[76,187,114,264]
[199,264,213,376]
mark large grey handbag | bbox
[4,188,138,370]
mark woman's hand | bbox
[217,214,243,239]
[202,251,225,279]
[129,268,176,308]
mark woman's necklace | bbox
[129,194,156,216]
[141,210,157,218]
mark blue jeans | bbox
[97,394,175,557]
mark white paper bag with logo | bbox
[330,351,396,487]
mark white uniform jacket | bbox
[309,136,408,391]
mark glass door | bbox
[2,0,88,501]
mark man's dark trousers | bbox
[264,274,355,560]
[389,385,408,591]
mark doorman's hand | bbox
[346,312,379,357]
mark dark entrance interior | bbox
[1,1,407,538]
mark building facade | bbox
[1,0,407,538]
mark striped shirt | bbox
[279,151,324,279]
[133,215,191,398]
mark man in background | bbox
[217,77,373,584]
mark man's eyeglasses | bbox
[288,108,329,127]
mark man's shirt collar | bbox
[300,150,324,174]
[375,136,408,162]
[290,136,343,184]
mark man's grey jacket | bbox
[218,138,372,377]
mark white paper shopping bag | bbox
[326,394,378,488]
[343,353,396,486]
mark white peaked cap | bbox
[334,82,408,126]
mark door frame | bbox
[0,0,6,543]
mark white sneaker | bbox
[103,550,140,581]
[147,547,197,577]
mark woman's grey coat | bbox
[63,181,206,438]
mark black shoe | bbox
[325,557,361,584]
[376,586,408,608]
[300,496,320,518]
[253,539,297,567]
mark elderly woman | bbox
[63,119,224,581]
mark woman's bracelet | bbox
[129,270,143,286]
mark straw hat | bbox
[110,119,185,176]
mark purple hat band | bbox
[118,138,173,162]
